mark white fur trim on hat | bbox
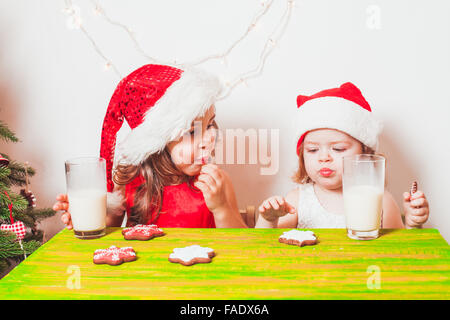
[294,96,383,150]
[116,68,223,165]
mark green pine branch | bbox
[0,166,11,181]
[0,192,28,222]
[0,119,57,275]
[27,207,56,222]
[2,160,35,187]
[0,121,19,143]
[0,230,40,260]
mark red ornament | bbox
[20,189,37,208]
[0,221,26,240]
[1,191,26,240]
[0,156,9,167]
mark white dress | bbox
[297,183,346,228]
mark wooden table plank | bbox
[0,228,448,299]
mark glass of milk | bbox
[343,154,385,240]
[65,157,107,239]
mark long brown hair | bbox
[292,142,376,184]
[113,148,188,225]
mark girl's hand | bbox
[194,164,229,212]
[258,196,296,222]
[403,190,429,229]
[53,194,73,230]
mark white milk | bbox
[343,185,383,231]
[68,189,106,232]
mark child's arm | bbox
[255,188,298,228]
[106,209,125,227]
[194,164,247,228]
[382,191,405,228]
[105,189,126,227]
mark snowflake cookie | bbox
[93,245,137,266]
[168,245,215,266]
[279,230,317,247]
[122,224,165,241]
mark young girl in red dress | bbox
[54,64,246,228]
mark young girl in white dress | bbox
[256,82,429,229]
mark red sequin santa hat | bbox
[100,64,222,211]
[295,82,383,155]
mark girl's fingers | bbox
[410,197,426,208]
[274,196,285,207]
[409,214,428,225]
[56,194,68,202]
[274,197,294,214]
[269,198,279,210]
[61,212,73,229]
[200,164,222,186]
[194,180,212,195]
[197,173,217,192]
[262,200,271,210]
[412,207,429,217]
[54,194,69,211]
[53,201,69,211]
[61,213,68,224]
[410,191,425,201]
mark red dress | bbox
[125,176,216,228]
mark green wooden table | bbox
[0,228,449,299]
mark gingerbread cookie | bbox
[122,224,165,241]
[279,230,317,247]
[168,245,215,266]
[93,245,137,266]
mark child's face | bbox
[303,129,363,190]
[167,105,217,176]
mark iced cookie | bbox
[93,245,137,265]
[168,245,215,266]
[122,224,165,241]
[279,230,317,247]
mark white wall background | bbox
[0,0,449,241]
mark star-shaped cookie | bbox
[279,230,317,247]
[168,245,215,266]
[122,224,165,241]
[93,245,137,265]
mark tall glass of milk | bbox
[343,154,385,240]
[65,157,107,239]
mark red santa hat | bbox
[100,64,222,211]
[295,82,382,154]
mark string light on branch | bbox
[182,0,275,67]
[63,0,122,78]
[217,0,295,100]
[63,4,82,30]
[103,61,112,71]
[92,4,103,16]
[61,0,295,100]
[89,0,161,65]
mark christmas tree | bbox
[0,119,56,275]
